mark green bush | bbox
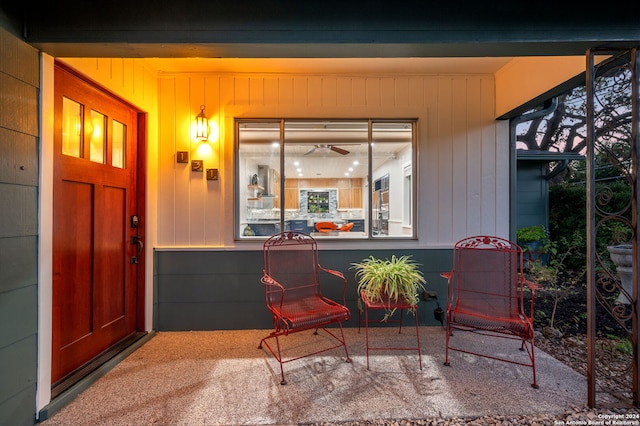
[516,225,547,243]
[549,180,631,270]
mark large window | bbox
[236,119,416,239]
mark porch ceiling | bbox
[3,1,639,61]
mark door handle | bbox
[130,236,143,264]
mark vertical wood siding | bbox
[157,72,507,247]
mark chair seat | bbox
[278,296,350,331]
[451,310,533,338]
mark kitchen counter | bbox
[243,218,365,236]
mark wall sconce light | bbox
[195,105,209,141]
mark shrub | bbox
[516,225,548,243]
[549,180,631,270]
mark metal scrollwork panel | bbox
[588,48,639,407]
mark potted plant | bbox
[517,225,551,265]
[351,255,427,320]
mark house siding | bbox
[0,25,40,426]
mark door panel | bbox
[52,63,141,384]
[56,180,94,348]
[98,185,127,324]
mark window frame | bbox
[234,118,418,241]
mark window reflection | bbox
[89,110,106,164]
[62,97,82,157]
[112,120,126,168]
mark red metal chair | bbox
[441,235,540,388]
[258,231,351,384]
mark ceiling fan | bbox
[304,144,350,155]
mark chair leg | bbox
[337,322,351,363]
[364,304,370,370]
[258,333,288,385]
[444,322,451,367]
[527,338,538,389]
[414,307,422,370]
[273,334,287,385]
[519,337,538,388]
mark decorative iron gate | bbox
[586,48,640,407]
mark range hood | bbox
[257,164,274,196]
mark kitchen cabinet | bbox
[350,219,365,232]
[285,219,309,233]
[282,178,363,210]
[284,188,299,210]
[338,179,363,209]
[350,187,363,208]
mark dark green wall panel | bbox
[0,386,36,426]
[516,162,548,229]
[0,286,37,347]
[155,248,452,331]
[158,274,265,303]
[0,335,36,408]
[0,129,39,186]
[0,185,38,238]
[0,236,37,293]
[157,301,273,331]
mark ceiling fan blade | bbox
[304,146,317,155]
[330,145,350,155]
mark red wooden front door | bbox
[52,64,141,384]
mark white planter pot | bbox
[607,244,633,304]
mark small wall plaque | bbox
[206,168,219,180]
[177,151,189,163]
[191,160,203,171]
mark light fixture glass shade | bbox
[195,105,209,141]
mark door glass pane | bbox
[89,110,106,164]
[112,120,126,168]
[62,97,82,157]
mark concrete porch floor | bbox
[40,327,588,425]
